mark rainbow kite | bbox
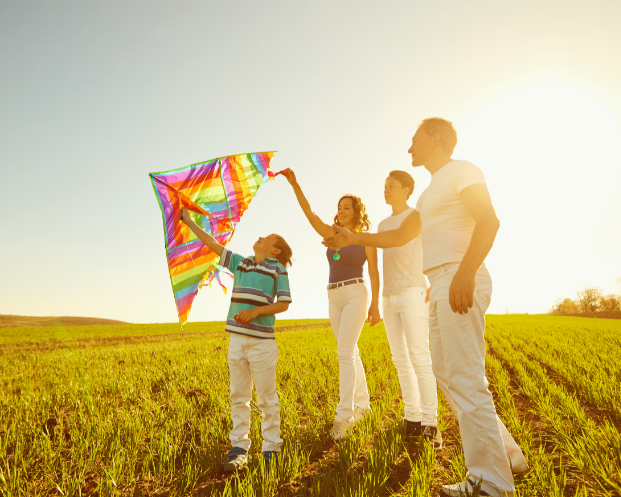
[150,152,283,325]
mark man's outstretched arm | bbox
[449,183,500,315]
[323,209,422,249]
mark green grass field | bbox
[1,315,620,496]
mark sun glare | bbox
[460,81,619,173]
[457,80,621,314]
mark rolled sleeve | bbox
[276,272,292,303]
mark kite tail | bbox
[202,265,233,293]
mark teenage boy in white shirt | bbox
[324,118,528,497]
[379,170,440,447]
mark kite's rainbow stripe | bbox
[150,152,276,325]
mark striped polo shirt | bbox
[219,247,292,339]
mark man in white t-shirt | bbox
[379,170,440,446]
[324,118,527,497]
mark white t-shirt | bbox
[378,207,426,296]
[415,160,486,272]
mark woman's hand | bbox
[179,207,193,225]
[367,304,381,327]
[282,169,298,187]
[235,307,261,324]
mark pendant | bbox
[333,249,341,261]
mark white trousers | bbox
[328,281,371,421]
[383,286,438,426]
[427,263,526,497]
[227,333,282,453]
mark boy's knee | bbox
[256,398,280,412]
[337,345,357,357]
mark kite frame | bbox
[149,150,278,326]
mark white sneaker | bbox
[353,406,371,423]
[441,479,513,497]
[330,414,355,441]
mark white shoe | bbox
[330,415,354,441]
[441,479,513,497]
[353,406,371,423]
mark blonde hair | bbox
[419,117,458,154]
[272,235,293,268]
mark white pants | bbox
[427,263,526,497]
[328,281,371,420]
[383,286,438,426]
[227,333,282,453]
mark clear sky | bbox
[1,1,620,323]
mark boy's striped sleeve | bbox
[219,247,244,273]
[276,271,292,303]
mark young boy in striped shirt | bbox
[180,208,293,472]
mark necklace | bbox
[333,248,341,261]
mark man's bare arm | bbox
[448,183,500,314]
[323,210,421,249]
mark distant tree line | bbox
[549,277,621,315]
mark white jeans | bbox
[427,263,526,497]
[227,333,282,453]
[328,281,371,420]
[383,286,438,426]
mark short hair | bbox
[418,117,458,154]
[272,234,293,268]
[388,170,415,199]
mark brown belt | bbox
[327,278,364,290]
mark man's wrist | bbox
[457,262,478,278]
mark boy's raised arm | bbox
[323,209,422,249]
[179,208,225,256]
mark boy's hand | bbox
[235,308,261,324]
[179,208,192,225]
[367,304,381,327]
[282,169,298,187]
